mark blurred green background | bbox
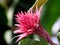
[0,0,60,45]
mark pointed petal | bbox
[16,33,28,42]
[14,29,24,33]
[15,24,20,26]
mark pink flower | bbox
[14,6,57,45]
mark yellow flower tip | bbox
[28,0,48,12]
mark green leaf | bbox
[19,38,42,45]
[41,0,60,35]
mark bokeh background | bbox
[0,0,60,45]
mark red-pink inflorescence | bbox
[14,6,57,45]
